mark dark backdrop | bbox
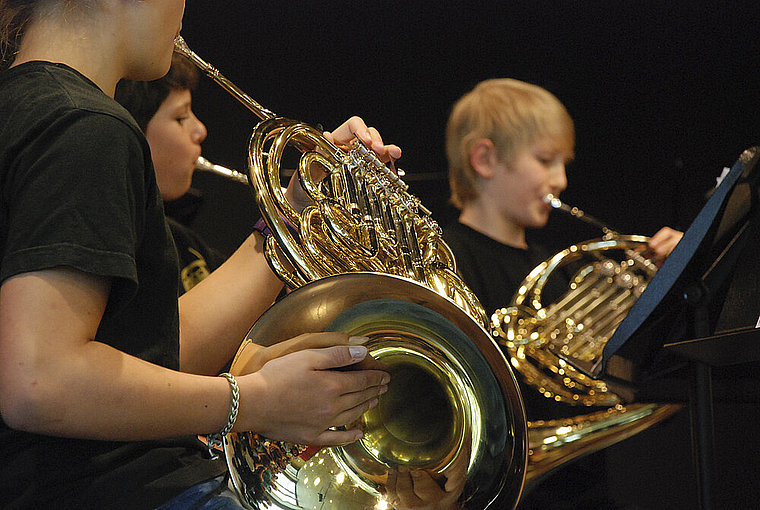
[178,2,759,508]
[181,0,760,256]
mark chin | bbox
[127,63,171,82]
[532,213,550,229]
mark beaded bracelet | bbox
[206,372,239,451]
[253,217,300,242]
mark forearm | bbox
[1,338,232,441]
[178,231,284,374]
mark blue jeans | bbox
[155,475,246,510]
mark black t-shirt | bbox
[0,62,225,509]
[443,222,568,315]
[443,222,592,420]
[167,217,227,295]
[444,221,619,508]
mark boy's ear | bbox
[469,138,497,179]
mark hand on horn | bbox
[233,336,390,446]
[647,226,683,260]
[324,115,403,163]
[231,332,386,374]
[284,116,402,213]
[384,465,465,510]
[635,226,684,266]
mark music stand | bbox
[566,146,760,510]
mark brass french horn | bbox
[190,137,681,503]
[175,37,527,510]
[491,195,682,489]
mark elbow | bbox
[1,398,35,432]
[0,375,61,433]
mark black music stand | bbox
[566,146,760,510]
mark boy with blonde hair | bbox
[443,78,678,509]
[444,78,680,316]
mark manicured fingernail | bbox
[368,397,379,409]
[349,345,367,362]
[381,373,391,384]
[379,385,388,395]
[349,335,369,345]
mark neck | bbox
[13,13,124,97]
[458,200,527,249]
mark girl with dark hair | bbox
[0,2,397,508]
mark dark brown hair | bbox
[114,53,200,131]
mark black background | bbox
[179,2,759,508]
[181,0,760,256]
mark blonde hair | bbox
[446,78,575,209]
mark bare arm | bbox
[178,231,281,375]
[0,268,388,445]
[0,268,232,440]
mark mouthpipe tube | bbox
[195,156,249,185]
[543,193,617,235]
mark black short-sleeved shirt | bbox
[0,62,225,509]
[167,217,227,295]
[442,222,568,315]
[443,221,592,420]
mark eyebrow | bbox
[167,100,192,115]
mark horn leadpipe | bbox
[176,35,413,207]
[174,36,276,121]
[543,194,658,275]
[195,157,249,184]
[544,193,617,236]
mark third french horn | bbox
[492,194,682,488]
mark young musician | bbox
[444,78,682,316]
[442,78,683,509]
[0,2,399,508]
[115,53,225,294]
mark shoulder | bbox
[2,63,152,189]
[443,222,479,248]
[2,62,143,142]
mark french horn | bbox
[189,137,682,501]
[491,194,682,488]
[175,37,527,510]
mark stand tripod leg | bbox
[690,361,715,510]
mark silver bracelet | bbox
[206,372,239,451]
